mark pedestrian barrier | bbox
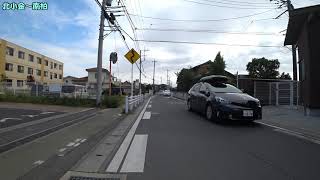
[124,92,152,114]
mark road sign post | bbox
[124,48,140,97]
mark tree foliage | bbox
[279,72,292,80]
[209,52,226,75]
[246,57,280,79]
[176,68,195,92]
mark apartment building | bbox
[0,38,64,89]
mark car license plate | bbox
[243,110,253,117]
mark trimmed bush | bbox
[102,95,124,108]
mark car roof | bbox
[199,75,228,83]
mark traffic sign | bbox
[124,48,140,64]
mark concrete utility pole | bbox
[96,0,107,106]
[287,0,297,81]
[152,59,156,94]
[139,48,149,95]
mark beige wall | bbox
[1,39,64,89]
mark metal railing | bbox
[124,92,152,113]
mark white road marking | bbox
[59,148,67,152]
[106,98,151,173]
[67,142,75,147]
[80,139,87,143]
[21,115,38,118]
[257,122,320,145]
[142,111,151,120]
[75,138,82,142]
[73,143,81,147]
[120,135,148,173]
[0,118,22,123]
[40,112,55,115]
[33,160,44,165]
[148,104,152,108]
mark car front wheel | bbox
[206,105,213,120]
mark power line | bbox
[129,9,274,22]
[196,0,275,7]
[136,28,282,36]
[182,0,275,9]
[135,39,282,48]
[206,0,273,5]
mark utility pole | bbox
[287,0,297,81]
[139,50,142,95]
[139,48,149,95]
[96,0,107,106]
[152,59,156,94]
[167,69,169,89]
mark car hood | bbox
[214,93,258,103]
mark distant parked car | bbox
[163,90,171,96]
[187,75,262,122]
[61,85,88,98]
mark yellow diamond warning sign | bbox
[124,48,140,64]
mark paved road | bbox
[116,95,320,180]
[0,108,63,128]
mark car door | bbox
[198,83,209,113]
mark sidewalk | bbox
[261,106,320,140]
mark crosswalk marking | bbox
[120,135,148,173]
[142,111,151,120]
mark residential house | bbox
[284,4,320,115]
[86,67,112,94]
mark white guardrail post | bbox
[125,95,129,114]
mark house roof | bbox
[285,4,320,45]
[63,76,77,79]
[86,67,109,73]
[73,76,88,82]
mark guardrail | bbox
[124,92,152,114]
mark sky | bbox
[0,0,319,87]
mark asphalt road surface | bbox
[120,95,320,180]
[0,108,63,128]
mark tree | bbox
[209,52,226,75]
[176,68,194,92]
[279,72,291,80]
[246,57,280,79]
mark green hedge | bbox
[0,94,96,107]
[102,95,125,108]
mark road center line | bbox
[106,97,151,173]
[142,111,151,120]
[120,134,148,173]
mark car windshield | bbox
[206,82,242,93]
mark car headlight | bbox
[215,96,230,104]
[257,100,261,107]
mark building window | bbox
[17,80,24,87]
[54,63,57,69]
[37,57,42,64]
[50,62,53,69]
[6,47,14,56]
[44,71,48,77]
[36,69,41,76]
[5,63,13,71]
[59,65,63,70]
[5,79,12,87]
[95,73,97,79]
[45,60,48,66]
[28,67,33,75]
[50,72,53,79]
[54,73,57,79]
[18,51,25,59]
[29,54,34,62]
[17,65,24,73]
[59,74,62,79]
